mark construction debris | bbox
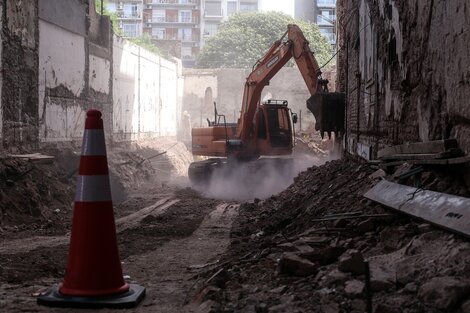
[8,153,55,164]
[188,156,470,312]
[365,180,470,238]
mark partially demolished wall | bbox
[337,0,470,157]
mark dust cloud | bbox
[193,153,329,201]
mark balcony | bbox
[117,12,142,20]
[204,9,223,19]
[145,0,199,8]
[316,0,336,8]
[317,15,335,26]
[147,16,200,24]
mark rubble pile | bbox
[0,155,74,233]
[0,142,177,234]
[191,157,470,313]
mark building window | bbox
[152,28,166,39]
[123,4,140,18]
[179,10,191,22]
[123,23,140,37]
[227,1,237,15]
[179,28,192,40]
[182,46,192,59]
[205,2,222,16]
[240,2,257,11]
[152,9,165,22]
[204,23,218,36]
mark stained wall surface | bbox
[337,0,470,157]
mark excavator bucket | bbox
[307,92,345,139]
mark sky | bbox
[259,0,295,17]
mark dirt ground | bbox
[1,136,470,313]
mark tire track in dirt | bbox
[120,202,240,313]
[0,196,179,255]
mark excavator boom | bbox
[237,24,322,142]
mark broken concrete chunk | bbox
[403,282,418,293]
[338,249,365,275]
[418,276,470,310]
[344,279,365,298]
[322,269,350,287]
[395,258,418,285]
[319,303,340,313]
[369,169,386,180]
[300,246,345,265]
[277,253,317,277]
[370,277,394,292]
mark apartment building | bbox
[142,0,202,67]
[295,0,337,51]
[106,0,144,38]
[106,0,259,67]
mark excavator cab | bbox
[256,100,295,155]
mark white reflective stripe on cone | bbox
[75,175,112,202]
[81,129,107,156]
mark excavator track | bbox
[188,158,294,186]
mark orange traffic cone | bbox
[38,110,145,308]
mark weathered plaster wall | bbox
[2,0,39,149]
[38,0,113,143]
[337,0,470,157]
[38,20,87,141]
[113,36,182,141]
[183,67,336,130]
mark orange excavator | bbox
[189,24,344,184]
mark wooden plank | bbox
[378,139,459,158]
[364,180,470,238]
[8,153,55,164]
[381,155,470,167]
[381,149,462,161]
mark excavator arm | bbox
[237,24,323,142]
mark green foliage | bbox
[128,34,162,55]
[95,0,122,36]
[197,11,333,69]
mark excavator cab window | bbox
[257,110,267,139]
[266,107,292,148]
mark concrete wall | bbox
[183,67,336,131]
[38,0,113,143]
[337,0,470,158]
[112,36,182,141]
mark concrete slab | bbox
[364,180,470,238]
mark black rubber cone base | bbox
[37,284,145,309]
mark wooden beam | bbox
[378,139,459,158]
[364,180,470,238]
